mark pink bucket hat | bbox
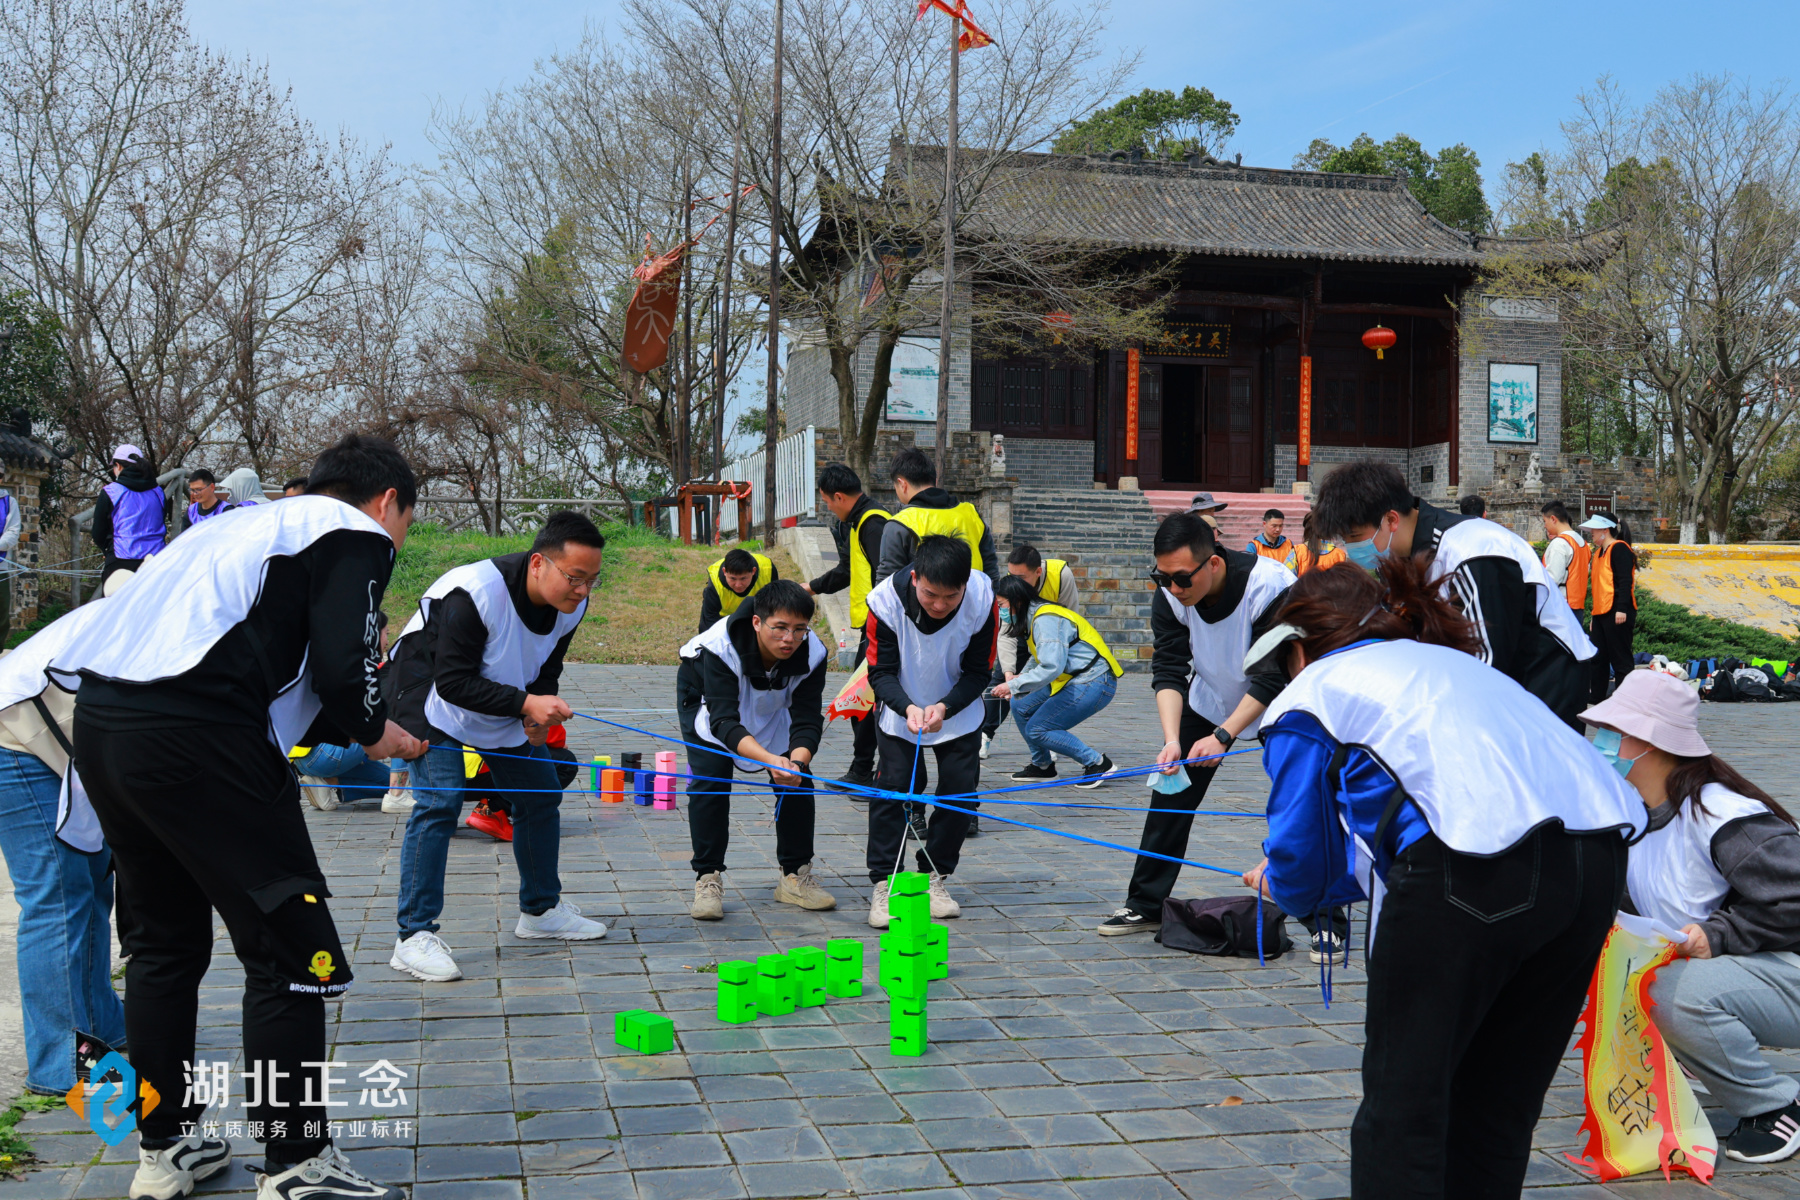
[1578,670,1711,758]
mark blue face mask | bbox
[1343,525,1390,573]
[1590,727,1643,780]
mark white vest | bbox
[1431,518,1595,662]
[47,495,391,753]
[1265,639,1646,857]
[1163,555,1295,734]
[678,618,827,753]
[0,600,117,852]
[1627,784,1770,931]
[865,569,995,745]
[406,559,586,750]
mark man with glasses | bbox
[677,579,833,921]
[1098,510,1295,937]
[389,510,608,982]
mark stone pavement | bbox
[7,666,1800,1199]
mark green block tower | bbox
[717,960,758,1023]
[613,1009,675,1054]
[825,939,863,997]
[881,871,941,1056]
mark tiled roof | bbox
[905,147,1486,267]
[0,430,53,468]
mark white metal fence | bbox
[719,425,815,535]
[412,495,629,536]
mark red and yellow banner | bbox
[1297,355,1313,468]
[1126,348,1141,463]
[916,0,992,49]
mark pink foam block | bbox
[654,751,677,809]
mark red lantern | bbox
[1362,323,1397,360]
[1043,310,1073,345]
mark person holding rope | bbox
[864,534,997,927]
[1242,554,1643,1199]
[66,434,424,1200]
[1311,460,1595,726]
[699,546,778,633]
[678,578,834,920]
[804,463,888,792]
[389,510,608,984]
[990,574,1121,786]
[1098,510,1294,937]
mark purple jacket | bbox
[103,482,167,560]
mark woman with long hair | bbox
[1242,556,1644,1198]
[1582,671,1800,1164]
[989,573,1123,787]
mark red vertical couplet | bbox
[1297,355,1313,474]
[1125,347,1141,464]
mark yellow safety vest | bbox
[847,506,891,628]
[1038,559,1069,604]
[893,502,986,572]
[1027,602,1124,694]
[707,552,774,617]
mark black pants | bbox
[849,632,877,776]
[979,663,1008,739]
[1590,610,1636,702]
[74,716,350,1168]
[1124,702,1220,916]
[868,727,980,882]
[1352,826,1626,1199]
[680,707,815,877]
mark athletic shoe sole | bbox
[388,952,462,982]
[1096,922,1160,937]
[1726,1123,1800,1163]
[1010,770,1057,782]
[514,922,608,941]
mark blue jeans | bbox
[1010,671,1116,767]
[396,740,563,936]
[0,747,126,1092]
[291,744,389,803]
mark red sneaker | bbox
[467,802,513,842]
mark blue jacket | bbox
[1259,706,1434,922]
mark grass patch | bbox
[1632,586,1800,662]
[0,1093,66,1171]
[385,524,800,665]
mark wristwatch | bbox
[1212,726,1235,749]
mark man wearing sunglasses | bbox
[678,578,834,921]
[389,510,609,983]
[1099,510,1295,936]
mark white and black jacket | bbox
[676,608,828,756]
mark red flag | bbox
[916,0,992,49]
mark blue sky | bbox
[187,0,1800,186]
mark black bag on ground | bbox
[1155,896,1292,959]
[1703,669,1739,702]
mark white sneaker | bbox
[516,898,607,940]
[252,1143,404,1199]
[131,1133,230,1199]
[868,878,892,929]
[692,872,724,920]
[390,930,462,981]
[379,789,414,814]
[299,776,338,811]
[979,733,991,760]
[927,871,961,919]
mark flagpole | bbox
[932,14,958,480]
[716,110,743,508]
[763,0,783,543]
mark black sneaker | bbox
[908,808,930,842]
[1726,1100,1800,1163]
[1097,907,1160,936]
[1073,756,1115,789]
[965,814,981,837]
[1309,930,1350,965]
[252,1145,405,1199]
[826,769,875,794]
[1010,762,1058,782]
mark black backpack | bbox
[1155,896,1292,959]
[1704,669,1739,703]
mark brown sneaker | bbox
[691,872,724,920]
[773,864,837,911]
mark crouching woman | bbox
[1582,669,1800,1165]
[1243,556,1644,1199]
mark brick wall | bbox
[1484,448,1656,542]
[1458,296,1564,495]
[1000,437,1095,488]
[3,464,49,626]
[1009,487,1165,670]
[1271,442,1455,500]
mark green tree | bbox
[1054,86,1240,159]
[0,289,66,426]
[1293,133,1491,234]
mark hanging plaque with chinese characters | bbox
[1150,321,1231,358]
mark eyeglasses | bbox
[1149,567,1206,590]
[546,559,600,593]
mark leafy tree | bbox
[1293,132,1491,234]
[0,289,66,426]
[1054,86,1240,159]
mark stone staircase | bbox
[1143,490,1312,551]
[1008,488,1167,670]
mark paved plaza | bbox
[6,665,1799,1199]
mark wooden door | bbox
[1204,366,1257,490]
[1135,361,1164,486]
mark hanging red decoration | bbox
[1042,310,1073,344]
[1362,323,1397,360]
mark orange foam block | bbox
[600,768,626,802]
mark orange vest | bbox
[1547,530,1588,610]
[1250,536,1292,564]
[1295,542,1347,575]
[1590,540,1634,614]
